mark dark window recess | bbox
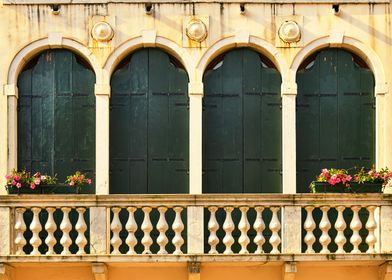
[296,48,375,193]
[202,48,282,194]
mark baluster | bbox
[269,207,281,254]
[60,207,72,255]
[157,206,169,254]
[110,207,122,254]
[45,207,57,255]
[319,206,331,253]
[14,207,27,255]
[366,206,377,253]
[141,207,153,254]
[334,206,347,254]
[75,207,87,255]
[238,206,250,254]
[350,206,362,253]
[208,206,219,254]
[223,207,235,254]
[30,207,42,255]
[172,207,184,254]
[253,206,265,254]
[304,206,316,253]
[125,207,138,254]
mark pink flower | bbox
[11,180,16,186]
[347,175,352,181]
[87,179,92,185]
[40,175,46,180]
[30,183,36,190]
[14,175,21,181]
[16,183,21,189]
[69,181,75,186]
[5,175,10,180]
[34,178,41,185]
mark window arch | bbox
[17,49,96,192]
[109,48,189,194]
[296,48,375,192]
[202,48,282,193]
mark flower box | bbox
[6,184,80,195]
[311,182,383,193]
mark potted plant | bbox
[65,171,92,194]
[309,168,352,193]
[309,166,392,193]
[5,169,34,194]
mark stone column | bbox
[282,206,302,254]
[187,81,204,254]
[95,83,110,195]
[281,82,297,194]
[90,207,108,254]
[0,207,11,255]
[375,83,388,168]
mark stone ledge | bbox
[2,0,389,4]
[0,254,391,264]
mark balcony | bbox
[1,193,392,267]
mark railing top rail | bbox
[0,193,391,207]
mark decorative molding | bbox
[379,262,392,280]
[92,262,107,280]
[48,32,63,48]
[142,30,157,48]
[329,29,345,47]
[282,262,297,280]
[0,264,13,280]
[188,261,201,273]
[235,29,250,47]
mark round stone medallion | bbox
[278,21,301,43]
[92,21,114,42]
[186,19,208,43]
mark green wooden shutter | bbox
[18,50,95,192]
[203,48,282,193]
[296,49,375,193]
[110,48,189,194]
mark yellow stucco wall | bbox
[6,262,382,280]
[1,2,391,193]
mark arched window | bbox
[110,48,189,194]
[17,49,96,192]
[296,48,375,193]
[202,48,282,193]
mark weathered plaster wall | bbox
[0,2,391,194]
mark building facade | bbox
[1,1,392,280]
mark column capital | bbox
[375,82,388,95]
[188,82,203,96]
[4,84,18,98]
[95,84,111,96]
[281,82,297,95]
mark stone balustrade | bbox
[0,194,391,258]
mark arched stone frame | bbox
[195,34,293,194]
[102,33,195,194]
[4,34,101,195]
[290,35,388,193]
